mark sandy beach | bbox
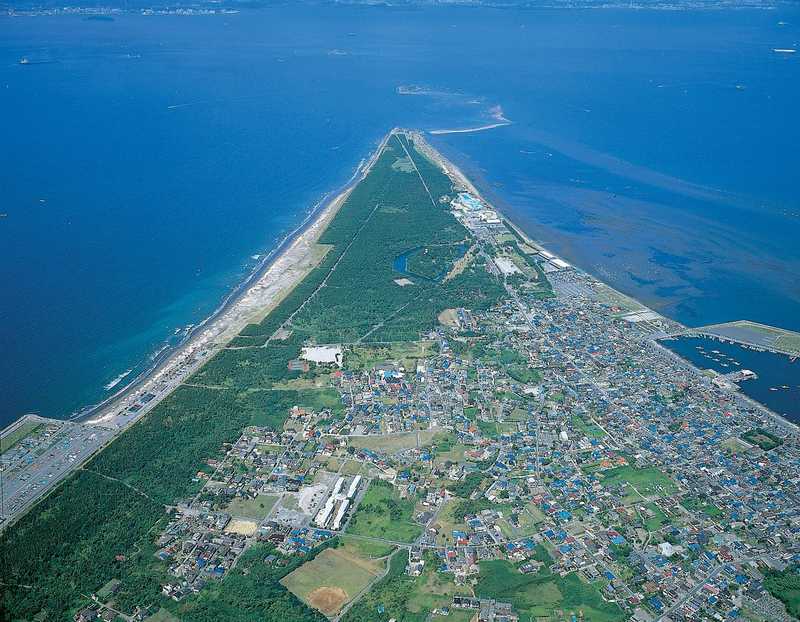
[83,131,394,430]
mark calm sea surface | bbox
[663,336,800,422]
[1,7,798,427]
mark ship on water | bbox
[18,56,55,65]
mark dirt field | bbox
[438,308,460,328]
[307,586,349,615]
[280,545,385,616]
[224,518,258,536]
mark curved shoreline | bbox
[415,129,799,433]
[71,132,390,427]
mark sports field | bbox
[280,545,385,616]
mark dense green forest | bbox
[764,566,800,618]
[0,133,502,621]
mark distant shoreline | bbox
[415,129,799,433]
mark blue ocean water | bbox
[1,7,798,427]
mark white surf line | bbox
[428,122,510,135]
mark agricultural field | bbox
[281,544,386,616]
[346,480,422,543]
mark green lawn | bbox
[601,465,677,500]
[224,494,280,520]
[476,560,625,622]
[681,496,723,518]
[1,421,43,454]
[346,480,422,543]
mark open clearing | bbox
[224,493,280,520]
[346,480,422,543]
[345,341,433,372]
[145,608,181,622]
[1,421,43,454]
[346,429,439,453]
[600,465,677,501]
[280,545,385,616]
[224,518,258,536]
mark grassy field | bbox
[433,442,468,465]
[681,496,723,518]
[224,494,280,520]
[721,437,750,454]
[572,415,605,439]
[145,608,181,622]
[281,545,385,616]
[476,559,625,622]
[432,499,469,546]
[496,504,546,540]
[346,430,438,454]
[0,420,43,454]
[346,341,434,372]
[600,465,677,501]
[642,502,670,532]
[346,480,422,543]
[338,536,395,559]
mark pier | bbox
[663,319,800,358]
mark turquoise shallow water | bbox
[1,6,798,427]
